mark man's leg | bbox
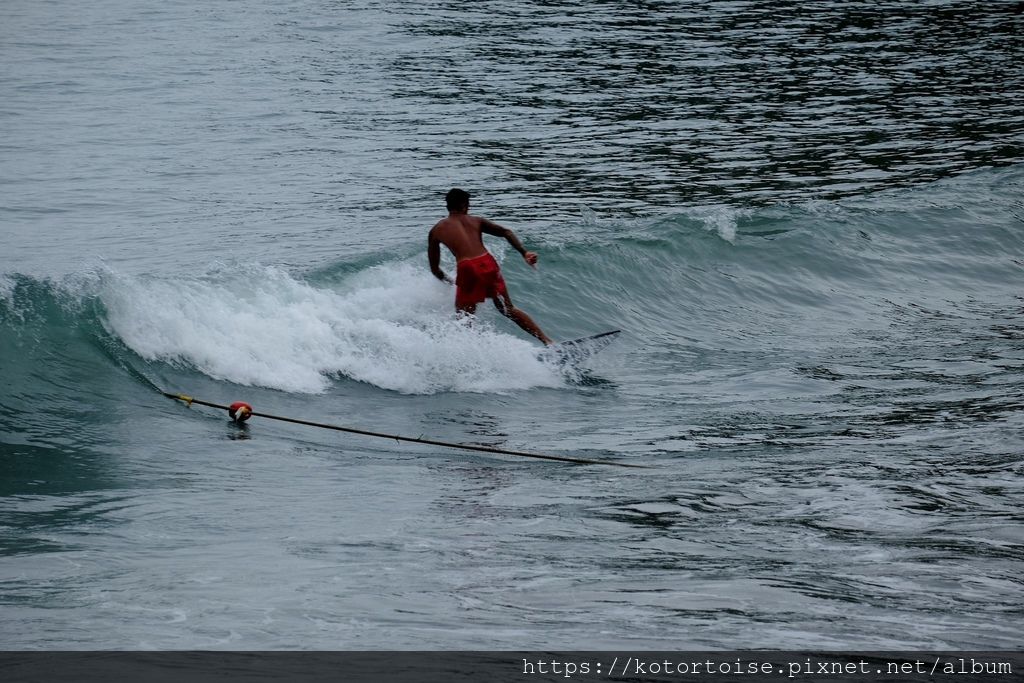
[493,295,553,345]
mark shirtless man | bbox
[427,188,553,345]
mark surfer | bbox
[428,188,553,345]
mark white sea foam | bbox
[101,262,562,395]
[684,205,750,243]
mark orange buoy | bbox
[228,401,253,423]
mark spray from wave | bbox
[68,262,565,395]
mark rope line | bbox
[163,392,645,468]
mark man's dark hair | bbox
[446,188,470,212]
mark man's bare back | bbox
[427,188,552,344]
[428,213,490,263]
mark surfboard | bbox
[540,330,621,366]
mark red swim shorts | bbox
[455,253,508,308]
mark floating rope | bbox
[163,392,645,469]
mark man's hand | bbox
[523,251,538,268]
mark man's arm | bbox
[480,218,538,268]
[427,232,452,284]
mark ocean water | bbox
[2,0,1023,650]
